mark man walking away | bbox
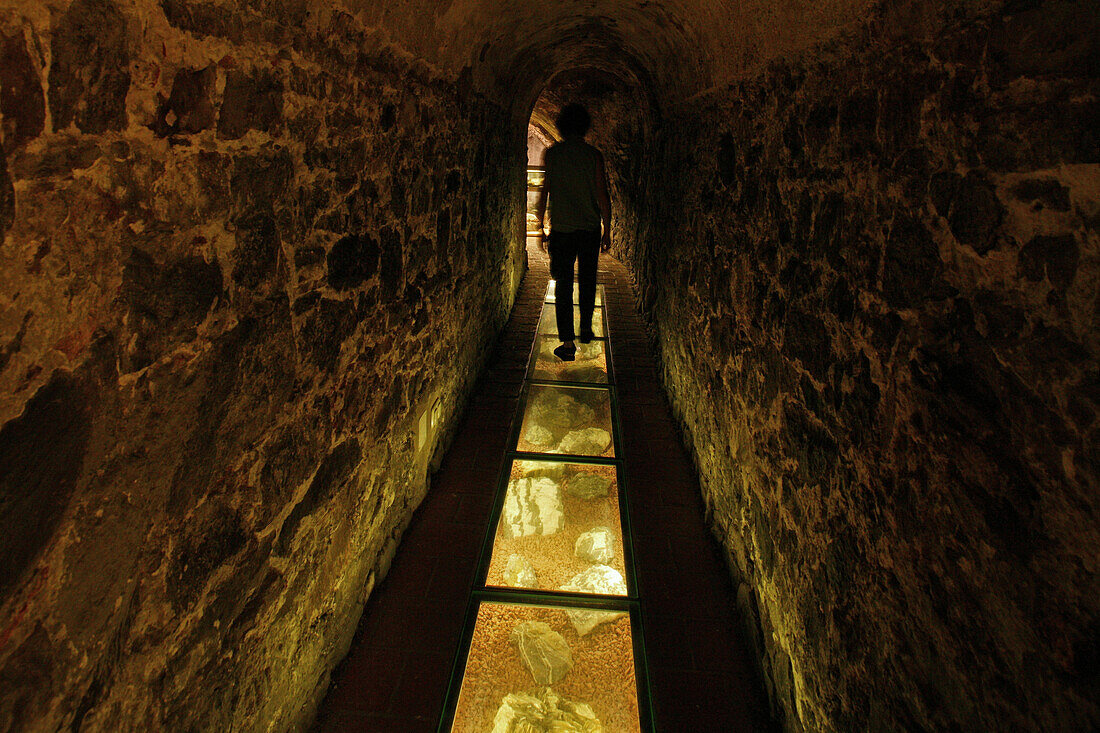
[536,103,612,361]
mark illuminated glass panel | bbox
[527,167,545,188]
[517,384,615,458]
[486,459,626,596]
[450,601,640,733]
[547,280,603,306]
[538,303,605,339]
[526,190,543,234]
[531,335,608,383]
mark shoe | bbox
[553,344,576,361]
[578,329,595,344]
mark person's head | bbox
[556,103,591,139]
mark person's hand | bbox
[600,231,611,253]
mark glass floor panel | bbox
[538,303,606,338]
[486,459,627,596]
[517,384,615,458]
[531,335,609,383]
[449,600,641,733]
[547,279,604,306]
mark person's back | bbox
[535,103,612,362]
[544,138,602,234]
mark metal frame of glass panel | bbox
[438,280,655,733]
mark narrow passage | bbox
[313,243,771,732]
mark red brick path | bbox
[312,244,772,732]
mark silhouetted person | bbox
[536,103,612,361]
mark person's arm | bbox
[595,151,611,252]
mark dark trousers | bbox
[548,229,600,341]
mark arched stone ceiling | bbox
[348,0,876,112]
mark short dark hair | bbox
[556,103,591,138]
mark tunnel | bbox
[0,0,1098,730]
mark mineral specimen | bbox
[523,460,567,482]
[564,472,612,499]
[575,342,603,361]
[510,621,573,685]
[529,391,595,431]
[491,687,603,733]
[558,427,612,455]
[562,365,607,382]
[501,477,564,538]
[575,527,616,565]
[524,423,555,447]
[561,565,628,634]
[503,553,537,588]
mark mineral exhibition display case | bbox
[485,458,628,595]
[526,167,545,235]
[530,336,609,383]
[448,599,642,733]
[440,279,653,732]
[547,279,604,306]
[538,303,606,338]
[516,384,616,458]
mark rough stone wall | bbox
[624,2,1100,730]
[0,1,523,730]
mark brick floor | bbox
[312,243,773,732]
[601,259,773,732]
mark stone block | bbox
[154,65,218,137]
[218,69,284,140]
[1,30,45,148]
[47,0,129,134]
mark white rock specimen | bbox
[524,423,555,447]
[562,564,627,595]
[564,472,612,499]
[510,621,573,684]
[523,460,567,481]
[575,527,616,565]
[502,553,537,588]
[558,427,611,455]
[501,477,564,538]
[575,342,603,361]
[561,565,628,635]
[491,687,603,733]
[529,391,594,431]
